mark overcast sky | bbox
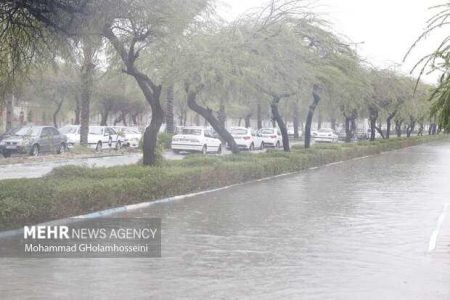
[218,0,445,84]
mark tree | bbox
[100,0,211,165]
[406,3,450,132]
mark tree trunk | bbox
[305,86,321,149]
[293,100,300,139]
[343,110,357,143]
[74,95,80,125]
[244,113,252,128]
[53,99,64,128]
[317,109,322,130]
[406,118,416,137]
[368,106,378,141]
[6,94,13,130]
[79,42,95,146]
[121,111,127,126]
[257,100,262,130]
[100,110,108,126]
[271,96,290,152]
[395,120,403,137]
[330,118,337,131]
[187,90,239,154]
[165,85,174,134]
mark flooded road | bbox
[1,141,450,299]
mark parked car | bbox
[259,128,282,148]
[312,128,338,143]
[59,125,122,151]
[112,126,142,148]
[337,128,347,141]
[229,127,264,151]
[171,126,222,154]
[0,127,19,143]
[356,129,367,140]
[0,126,67,157]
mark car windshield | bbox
[230,128,248,135]
[14,127,40,137]
[89,127,103,135]
[60,126,79,134]
[260,129,274,134]
[182,128,202,135]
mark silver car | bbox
[0,126,67,158]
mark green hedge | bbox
[0,135,447,230]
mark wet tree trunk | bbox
[386,111,397,139]
[305,85,321,149]
[343,110,357,142]
[317,108,322,130]
[187,89,239,154]
[165,85,174,134]
[74,95,81,125]
[79,41,95,146]
[406,117,416,137]
[368,106,378,141]
[244,113,252,128]
[257,100,262,130]
[53,99,64,128]
[6,94,13,130]
[271,94,290,152]
[395,120,403,137]
[330,118,337,131]
[293,100,300,139]
[100,111,109,126]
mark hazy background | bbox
[218,0,446,84]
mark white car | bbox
[112,126,142,148]
[59,125,123,150]
[171,127,222,154]
[229,127,264,150]
[312,128,338,143]
[259,128,282,148]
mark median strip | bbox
[0,135,447,231]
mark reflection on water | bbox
[1,141,450,299]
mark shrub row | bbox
[0,135,446,230]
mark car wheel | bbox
[276,141,281,148]
[217,144,222,154]
[30,144,39,157]
[57,143,66,154]
[96,141,102,152]
[2,150,11,158]
[249,143,254,151]
[172,149,180,154]
[260,142,264,150]
[201,145,207,155]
